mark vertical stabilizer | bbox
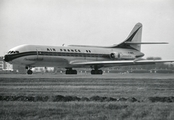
[125,23,142,51]
[114,23,143,51]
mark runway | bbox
[0,73,174,79]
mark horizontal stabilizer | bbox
[124,42,168,44]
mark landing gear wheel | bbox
[91,70,103,75]
[27,69,33,75]
[98,70,103,74]
[65,70,77,74]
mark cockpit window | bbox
[16,51,19,54]
[8,51,19,54]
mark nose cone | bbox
[3,55,11,62]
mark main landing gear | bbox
[26,66,33,75]
[91,70,103,75]
[90,66,103,75]
[65,68,77,74]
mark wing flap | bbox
[70,59,174,66]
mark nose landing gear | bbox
[26,66,33,75]
[27,69,33,75]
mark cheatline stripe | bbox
[6,51,111,61]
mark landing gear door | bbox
[36,49,43,61]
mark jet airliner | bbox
[3,23,173,75]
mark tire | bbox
[66,70,77,74]
[27,70,33,75]
[91,70,103,75]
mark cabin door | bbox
[36,49,43,61]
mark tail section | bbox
[114,23,143,51]
[113,23,167,51]
[124,23,142,51]
[125,23,142,43]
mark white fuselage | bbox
[5,44,144,68]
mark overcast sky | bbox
[0,0,174,59]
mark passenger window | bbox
[64,49,66,51]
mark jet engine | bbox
[110,52,120,59]
[110,52,135,60]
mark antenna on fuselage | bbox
[62,44,65,46]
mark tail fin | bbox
[113,23,167,51]
[126,23,142,40]
[114,23,143,51]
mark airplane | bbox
[3,23,174,75]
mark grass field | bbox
[1,102,174,120]
[0,73,174,119]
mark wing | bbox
[70,59,174,67]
